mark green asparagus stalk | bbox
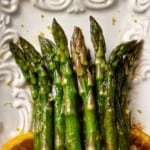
[71,27,100,150]
[108,40,138,121]
[90,16,107,147]
[20,37,53,150]
[103,63,117,150]
[103,41,135,150]
[39,36,65,150]
[114,63,129,150]
[108,40,141,150]
[9,42,41,149]
[52,19,82,150]
[9,42,39,104]
[118,40,144,149]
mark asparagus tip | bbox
[19,36,29,48]
[19,36,24,42]
[138,39,144,46]
[73,26,83,41]
[52,18,58,26]
[89,16,95,22]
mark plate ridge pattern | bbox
[0,0,19,13]
[131,0,150,13]
[32,0,114,13]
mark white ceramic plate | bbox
[0,0,150,147]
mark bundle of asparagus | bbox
[9,16,143,150]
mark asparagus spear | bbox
[9,42,39,105]
[103,63,117,150]
[90,16,107,147]
[9,42,40,149]
[20,37,53,150]
[108,40,141,150]
[108,40,138,123]
[52,19,82,150]
[117,40,144,149]
[71,27,100,150]
[103,41,135,150]
[39,36,65,150]
[114,63,129,150]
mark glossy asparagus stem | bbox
[9,42,40,149]
[114,62,129,150]
[52,19,82,150]
[39,36,65,150]
[103,63,117,150]
[118,40,144,149]
[103,41,135,150]
[90,16,107,147]
[108,42,134,150]
[20,37,53,150]
[108,40,142,150]
[71,27,100,150]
